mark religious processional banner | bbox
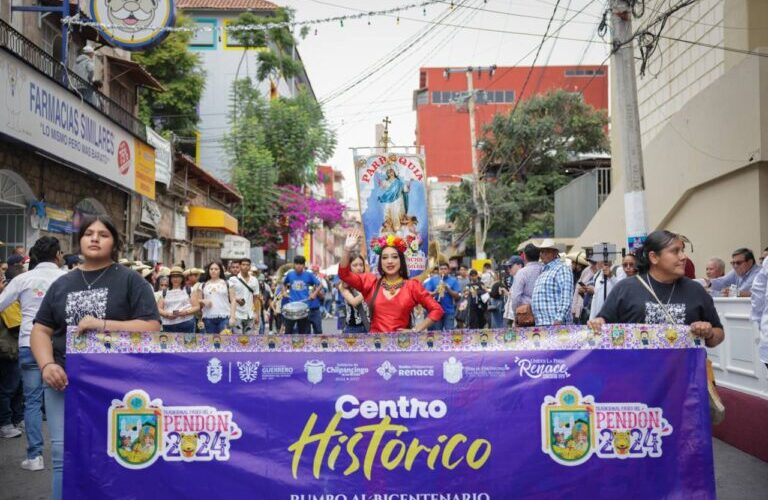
[64,325,715,499]
[354,152,428,277]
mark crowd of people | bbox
[0,213,767,500]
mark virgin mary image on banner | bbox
[354,152,428,277]
[376,166,409,231]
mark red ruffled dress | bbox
[339,266,444,333]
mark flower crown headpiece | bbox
[370,235,408,255]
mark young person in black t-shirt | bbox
[588,230,724,348]
[30,215,160,500]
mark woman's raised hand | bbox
[344,229,361,251]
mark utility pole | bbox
[444,65,496,260]
[610,0,648,251]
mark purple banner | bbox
[64,326,715,499]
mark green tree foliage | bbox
[447,90,609,260]
[226,79,336,243]
[133,14,205,144]
[228,8,305,83]
[226,8,335,245]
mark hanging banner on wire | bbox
[64,325,715,499]
[88,0,176,50]
[354,151,428,277]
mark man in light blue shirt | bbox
[706,248,760,297]
[424,263,461,330]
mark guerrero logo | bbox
[541,386,672,466]
[107,390,241,469]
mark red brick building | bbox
[414,65,609,182]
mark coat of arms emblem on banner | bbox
[541,387,595,466]
[541,385,674,466]
[305,360,325,384]
[108,390,163,469]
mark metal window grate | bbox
[0,18,147,141]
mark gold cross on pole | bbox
[380,116,391,152]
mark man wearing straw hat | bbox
[531,239,574,326]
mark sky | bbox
[279,0,614,202]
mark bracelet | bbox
[40,362,56,374]
[102,319,108,332]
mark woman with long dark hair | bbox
[198,261,237,334]
[338,229,442,333]
[158,267,200,333]
[30,215,160,500]
[339,254,369,333]
[588,230,724,347]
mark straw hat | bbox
[566,251,589,267]
[158,266,171,277]
[140,268,153,279]
[533,238,561,251]
[169,266,184,277]
[119,258,131,266]
[190,268,203,275]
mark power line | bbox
[658,35,768,58]
[508,0,562,117]
[330,0,485,132]
[490,0,603,86]
[320,1,471,104]
[327,0,481,115]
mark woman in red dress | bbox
[339,229,443,333]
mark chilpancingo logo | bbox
[288,394,492,480]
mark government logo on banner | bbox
[541,386,673,466]
[107,390,241,469]
[89,0,176,50]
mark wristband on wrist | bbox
[41,362,56,374]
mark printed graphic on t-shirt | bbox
[291,280,307,291]
[31,279,53,298]
[644,303,685,324]
[65,288,108,326]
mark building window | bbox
[415,89,428,107]
[565,68,606,77]
[190,19,217,49]
[432,90,514,105]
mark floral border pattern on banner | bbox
[66,325,703,355]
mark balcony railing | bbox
[0,18,147,141]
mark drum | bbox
[283,301,309,320]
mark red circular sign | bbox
[117,141,131,175]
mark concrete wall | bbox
[636,0,725,146]
[577,50,768,273]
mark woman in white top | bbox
[198,261,237,334]
[158,267,201,333]
[590,254,638,320]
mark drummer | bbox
[283,256,323,334]
[339,229,443,333]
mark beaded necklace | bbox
[381,277,405,293]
